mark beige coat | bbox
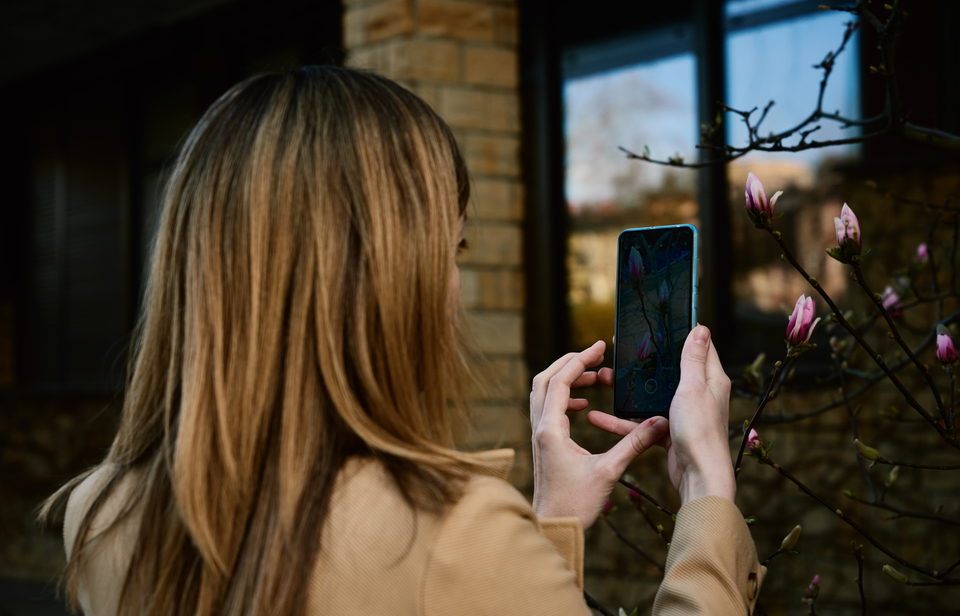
[64,449,765,615]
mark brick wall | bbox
[343,0,532,488]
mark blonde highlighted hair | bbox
[42,65,486,615]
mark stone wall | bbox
[342,0,532,487]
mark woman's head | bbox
[52,66,483,616]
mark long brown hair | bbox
[42,65,487,615]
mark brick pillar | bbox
[343,0,531,488]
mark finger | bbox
[531,352,579,427]
[703,333,728,385]
[597,367,614,388]
[678,325,711,388]
[604,416,670,471]
[568,398,590,412]
[586,410,638,437]
[570,371,598,388]
[540,341,605,431]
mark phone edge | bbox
[613,223,698,419]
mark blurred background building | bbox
[1,0,959,614]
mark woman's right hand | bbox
[588,325,736,506]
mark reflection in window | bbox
[563,53,699,350]
[726,9,860,317]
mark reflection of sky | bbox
[726,11,861,165]
[725,0,803,17]
[563,54,697,207]
[562,8,860,207]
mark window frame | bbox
[520,0,863,374]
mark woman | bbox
[43,66,763,615]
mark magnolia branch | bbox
[734,355,791,477]
[757,455,957,581]
[768,230,958,447]
[758,307,960,426]
[618,1,960,170]
[845,494,960,528]
[837,355,878,502]
[618,478,675,517]
[851,262,948,422]
[603,517,665,573]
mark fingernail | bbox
[649,417,669,436]
[694,326,710,347]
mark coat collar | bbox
[468,448,515,481]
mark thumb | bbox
[679,325,711,387]
[605,416,669,471]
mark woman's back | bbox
[65,450,590,616]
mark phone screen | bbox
[614,225,697,418]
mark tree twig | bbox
[847,495,960,527]
[852,262,947,424]
[735,355,791,477]
[618,478,675,517]
[768,230,956,447]
[837,355,878,502]
[757,455,953,580]
[584,592,616,616]
[603,517,665,573]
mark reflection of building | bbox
[566,193,697,307]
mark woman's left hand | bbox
[530,340,669,530]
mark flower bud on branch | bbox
[883,564,910,584]
[786,294,820,353]
[827,203,862,264]
[781,525,802,551]
[882,286,903,318]
[745,172,782,229]
[886,465,900,486]
[855,439,881,461]
[936,324,959,367]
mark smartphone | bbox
[614,225,698,419]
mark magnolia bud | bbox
[886,466,900,486]
[781,525,802,550]
[744,516,757,526]
[603,499,613,515]
[855,439,880,461]
[883,564,909,584]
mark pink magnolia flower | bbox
[628,247,643,284]
[881,286,903,318]
[628,489,641,502]
[917,243,929,263]
[834,203,861,247]
[636,332,653,362]
[659,280,670,311]
[656,331,665,345]
[602,499,613,515]
[936,324,959,366]
[745,172,782,219]
[807,574,821,599]
[786,294,821,347]
[747,428,762,452]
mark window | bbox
[555,0,862,366]
[562,24,699,352]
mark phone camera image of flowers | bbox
[657,280,670,314]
